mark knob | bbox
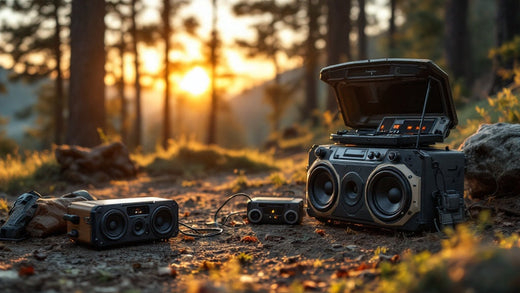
[388,151,399,162]
[67,229,79,238]
[315,147,327,159]
[367,151,375,159]
[374,152,381,159]
[63,214,80,224]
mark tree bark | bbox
[162,0,171,150]
[67,0,105,147]
[131,0,142,148]
[357,0,367,60]
[445,0,470,83]
[304,0,319,125]
[389,0,397,55]
[53,0,64,145]
[326,0,351,111]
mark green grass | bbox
[141,141,279,177]
[0,151,63,195]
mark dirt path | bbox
[0,162,518,292]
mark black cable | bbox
[213,193,252,228]
[177,193,252,238]
[178,222,223,238]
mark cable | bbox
[213,193,252,228]
[178,222,223,238]
[177,192,252,238]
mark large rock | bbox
[55,142,138,184]
[459,123,520,198]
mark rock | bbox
[459,123,520,198]
[55,142,138,184]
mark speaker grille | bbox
[308,164,338,212]
[101,210,127,240]
[367,167,411,222]
[151,206,174,237]
[341,172,364,207]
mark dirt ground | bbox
[0,153,519,293]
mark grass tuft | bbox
[0,150,62,195]
[142,141,278,177]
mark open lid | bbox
[320,58,458,131]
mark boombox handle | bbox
[415,78,432,149]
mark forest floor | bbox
[0,152,519,293]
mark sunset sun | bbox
[179,66,210,96]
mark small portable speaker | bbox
[64,197,178,249]
[247,197,304,225]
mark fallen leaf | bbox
[18,265,35,276]
[315,229,326,236]
[335,268,350,278]
[241,236,258,243]
[183,235,195,242]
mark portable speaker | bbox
[306,145,465,231]
[64,197,178,248]
[247,197,304,225]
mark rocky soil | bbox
[0,153,519,293]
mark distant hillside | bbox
[227,66,331,147]
[0,68,43,143]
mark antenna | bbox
[416,78,432,149]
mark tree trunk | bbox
[206,0,218,145]
[389,0,397,55]
[326,0,351,111]
[118,30,127,144]
[357,0,367,60]
[53,0,64,145]
[131,0,142,148]
[490,0,520,93]
[67,0,105,147]
[162,0,171,150]
[304,0,319,125]
[445,0,470,83]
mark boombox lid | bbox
[320,58,458,132]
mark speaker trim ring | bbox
[365,164,421,226]
[100,209,128,241]
[283,209,299,225]
[306,161,341,216]
[341,171,364,207]
[247,208,263,224]
[151,206,175,237]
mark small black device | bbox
[247,197,304,225]
[307,59,465,231]
[64,197,178,249]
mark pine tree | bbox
[233,0,300,133]
[66,0,105,147]
[0,0,68,145]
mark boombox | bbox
[64,197,178,248]
[307,59,466,231]
[247,197,304,225]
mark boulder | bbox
[55,142,138,184]
[459,123,520,198]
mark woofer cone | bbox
[284,210,299,225]
[132,218,146,236]
[151,206,174,237]
[308,164,338,212]
[367,168,411,222]
[342,172,364,206]
[101,209,127,240]
[247,209,262,224]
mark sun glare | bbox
[180,66,210,96]
[141,48,161,74]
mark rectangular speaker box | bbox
[306,145,465,231]
[64,197,178,249]
[247,197,304,225]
